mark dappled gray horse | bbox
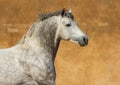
[0,9,88,85]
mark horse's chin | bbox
[69,39,87,47]
[69,39,78,44]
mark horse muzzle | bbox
[78,36,88,46]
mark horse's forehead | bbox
[64,13,74,19]
[62,16,74,23]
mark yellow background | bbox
[0,0,120,85]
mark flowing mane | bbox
[39,8,74,21]
[39,9,65,21]
[18,9,65,45]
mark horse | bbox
[0,9,88,85]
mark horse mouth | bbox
[78,41,88,47]
[69,39,88,47]
[78,39,88,47]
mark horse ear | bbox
[69,9,72,13]
[61,8,65,17]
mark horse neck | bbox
[38,18,61,57]
[20,17,61,59]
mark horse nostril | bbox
[83,36,88,45]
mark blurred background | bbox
[0,0,120,85]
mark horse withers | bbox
[0,9,88,85]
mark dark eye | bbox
[66,23,71,27]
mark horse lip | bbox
[79,42,86,47]
[78,41,88,47]
[69,39,88,46]
[69,39,79,44]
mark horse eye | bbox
[66,23,71,27]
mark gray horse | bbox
[0,9,88,85]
